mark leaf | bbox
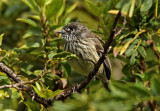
[46,0,64,19]
[20,42,40,49]
[121,1,131,15]
[35,82,42,91]
[151,77,160,96]
[53,51,72,58]
[0,33,4,46]
[130,51,138,65]
[140,0,153,12]
[113,45,122,57]
[22,0,39,13]
[120,41,131,55]
[138,46,147,58]
[85,0,100,16]
[118,30,137,41]
[49,24,64,32]
[22,28,42,38]
[17,18,38,27]
[125,45,136,57]
[65,2,77,15]
[34,0,46,7]
[44,89,63,98]
[129,0,135,17]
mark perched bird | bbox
[57,22,111,90]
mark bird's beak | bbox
[56,30,65,34]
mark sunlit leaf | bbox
[65,2,77,15]
[0,33,4,46]
[22,0,39,13]
[17,18,38,27]
[129,0,135,17]
[44,89,63,98]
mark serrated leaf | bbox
[140,0,153,12]
[17,18,38,27]
[138,46,146,58]
[46,0,64,18]
[0,33,4,46]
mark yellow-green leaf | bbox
[17,18,38,27]
[0,33,4,46]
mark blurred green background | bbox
[0,0,160,111]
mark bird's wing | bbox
[93,36,111,80]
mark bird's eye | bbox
[65,28,71,32]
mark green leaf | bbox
[35,82,42,91]
[85,0,100,16]
[22,0,39,13]
[20,42,40,49]
[44,89,63,98]
[140,0,153,12]
[65,2,77,15]
[151,77,160,96]
[138,46,147,58]
[49,24,64,32]
[125,45,136,57]
[53,51,72,58]
[46,0,65,19]
[129,0,135,17]
[130,51,138,65]
[22,28,42,38]
[34,0,46,7]
[17,18,38,27]
[0,33,4,46]
[121,1,131,15]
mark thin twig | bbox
[114,16,127,38]
[0,84,22,90]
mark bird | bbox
[57,21,111,90]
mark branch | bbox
[0,84,22,90]
[114,16,127,38]
[0,62,52,107]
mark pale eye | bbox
[66,28,71,32]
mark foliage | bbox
[0,0,160,110]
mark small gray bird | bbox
[57,22,111,90]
